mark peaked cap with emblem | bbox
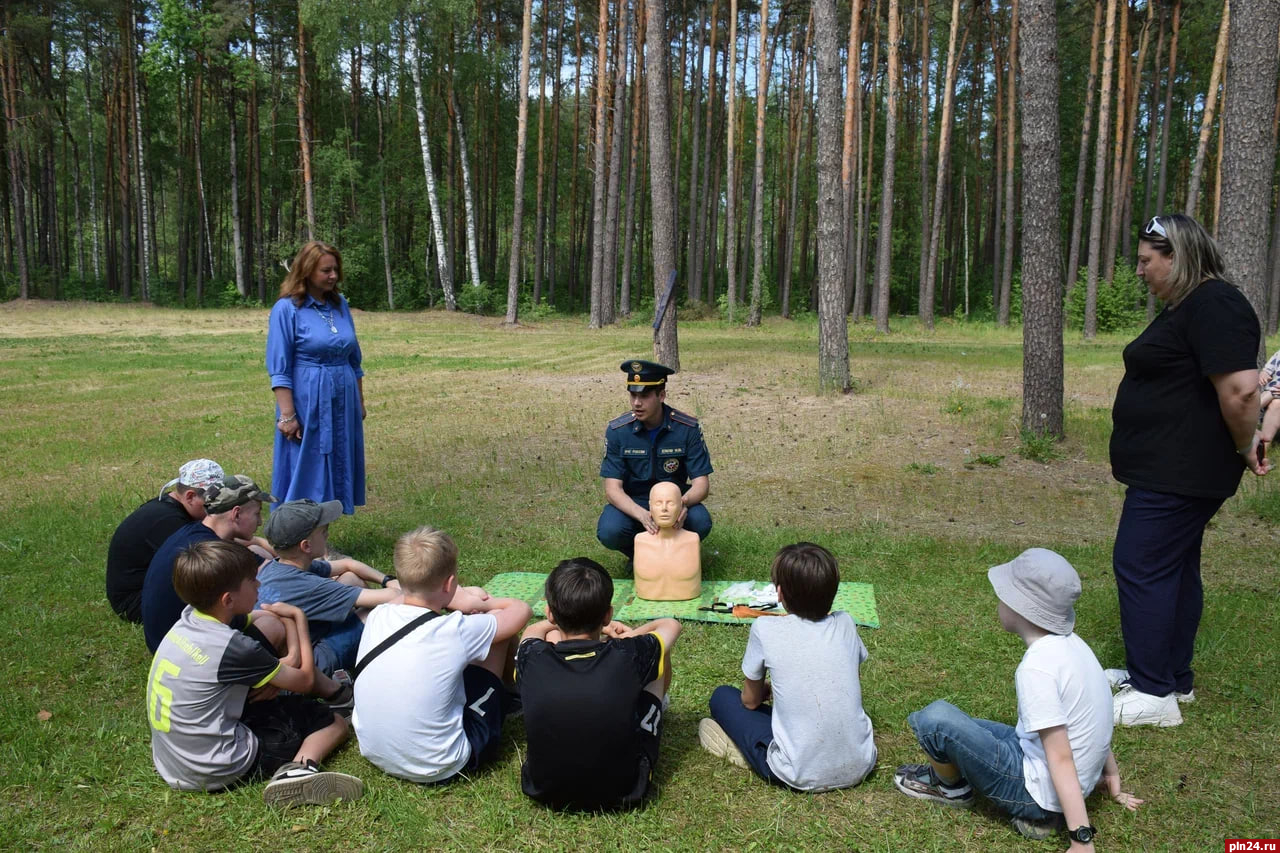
[621,359,674,393]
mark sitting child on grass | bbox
[699,542,876,792]
[146,539,362,806]
[516,558,681,810]
[1258,348,1280,445]
[256,499,401,676]
[351,526,531,784]
[894,548,1142,848]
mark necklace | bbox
[313,302,338,333]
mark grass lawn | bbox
[1,301,1276,851]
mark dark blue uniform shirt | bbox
[600,405,713,499]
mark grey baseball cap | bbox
[987,548,1081,636]
[263,499,344,549]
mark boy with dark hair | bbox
[256,499,401,676]
[700,542,876,792]
[352,527,531,784]
[516,558,681,810]
[146,539,362,806]
[894,549,1143,847]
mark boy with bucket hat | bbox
[894,548,1143,848]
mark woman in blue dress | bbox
[267,241,366,514]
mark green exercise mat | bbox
[483,572,879,628]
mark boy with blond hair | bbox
[517,558,681,810]
[352,527,531,784]
[146,539,361,806]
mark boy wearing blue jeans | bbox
[894,548,1143,849]
[699,543,876,792]
[256,499,401,676]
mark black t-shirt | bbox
[1110,278,1260,498]
[515,634,663,809]
[105,495,195,621]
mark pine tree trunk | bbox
[1154,0,1179,218]
[1,19,29,298]
[1084,0,1118,340]
[923,0,966,330]
[1065,0,1102,306]
[1019,0,1063,436]
[375,61,394,309]
[1218,0,1280,346]
[873,0,901,333]
[602,0,630,325]
[693,0,721,303]
[228,87,245,297]
[131,5,151,299]
[533,2,550,304]
[814,0,850,389]
[748,0,770,327]
[725,0,739,323]
[297,17,315,240]
[841,0,864,314]
[621,39,645,318]
[83,36,101,282]
[645,0,679,367]
[997,0,1018,325]
[588,0,611,327]
[685,4,706,302]
[917,0,931,322]
[1185,1,1228,218]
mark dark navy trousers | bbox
[1112,486,1224,696]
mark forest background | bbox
[2,0,1278,357]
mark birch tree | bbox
[410,21,455,310]
[506,0,535,324]
[873,0,901,333]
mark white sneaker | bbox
[697,718,748,769]
[1113,685,1183,727]
[1105,669,1195,703]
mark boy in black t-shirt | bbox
[515,558,681,811]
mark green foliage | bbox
[972,453,1004,468]
[456,283,502,315]
[905,462,940,475]
[1017,428,1063,463]
[1066,267,1148,333]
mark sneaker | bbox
[263,760,364,807]
[697,718,748,769]
[323,671,355,718]
[1113,685,1183,727]
[892,763,975,808]
[1011,814,1064,840]
[1105,669,1195,704]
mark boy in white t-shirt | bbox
[697,542,877,792]
[894,548,1143,849]
[351,526,531,784]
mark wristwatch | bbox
[1068,825,1097,844]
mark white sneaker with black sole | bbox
[263,759,364,807]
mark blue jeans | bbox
[708,685,793,788]
[1112,487,1224,695]
[312,611,363,676]
[906,700,1056,821]
[597,499,712,557]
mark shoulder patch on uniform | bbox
[608,412,638,429]
[669,408,699,427]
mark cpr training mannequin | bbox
[633,482,702,601]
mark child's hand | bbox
[602,620,630,638]
[1113,790,1143,811]
[448,586,490,613]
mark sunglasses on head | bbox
[1144,216,1168,239]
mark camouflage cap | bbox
[263,499,344,549]
[203,475,277,515]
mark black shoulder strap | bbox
[351,609,441,681]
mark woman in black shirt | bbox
[1108,214,1268,727]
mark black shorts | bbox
[622,691,663,806]
[242,695,338,777]
[427,666,507,785]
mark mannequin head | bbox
[649,482,682,530]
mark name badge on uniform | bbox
[622,448,648,456]
[657,447,685,456]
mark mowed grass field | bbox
[1,301,1277,851]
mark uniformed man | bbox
[597,359,713,558]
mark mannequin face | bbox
[649,482,682,529]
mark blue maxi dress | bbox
[266,293,366,513]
